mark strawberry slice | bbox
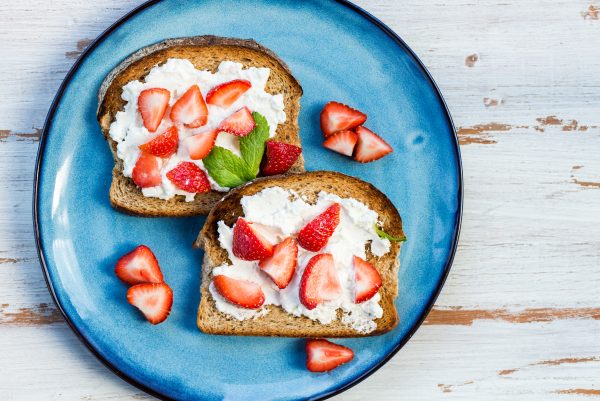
[138,126,179,158]
[115,245,164,285]
[297,203,341,252]
[206,79,252,108]
[187,129,219,160]
[354,126,393,163]
[261,140,302,176]
[126,283,173,325]
[320,101,367,137]
[323,130,358,157]
[258,237,298,289]
[166,162,211,193]
[353,255,382,303]
[213,275,265,309]
[217,107,255,136]
[299,253,342,310]
[132,152,162,188]
[169,85,208,128]
[306,339,354,372]
[232,217,274,261]
[137,88,170,132]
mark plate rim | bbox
[32,1,463,400]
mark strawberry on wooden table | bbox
[115,245,164,285]
[354,126,393,163]
[132,152,162,188]
[299,253,342,310]
[261,140,302,176]
[320,101,367,137]
[127,283,173,325]
[217,106,255,136]
[187,129,219,160]
[297,203,341,252]
[323,130,358,157]
[137,88,170,132]
[138,125,179,158]
[306,339,354,372]
[166,161,211,193]
[352,255,382,303]
[213,275,265,309]
[232,217,274,261]
[170,84,208,128]
[206,79,252,108]
[259,237,298,289]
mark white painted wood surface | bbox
[1,0,599,399]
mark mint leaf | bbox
[203,146,253,188]
[374,224,406,242]
[239,112,270,177]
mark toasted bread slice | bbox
[194,171,404,337]
[97,36,303,217]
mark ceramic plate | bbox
[34,0,462,399]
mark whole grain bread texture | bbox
[194,171,404,337]
[97,36,304,217]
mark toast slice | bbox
[194,171,404,337]
[97,36,303,217]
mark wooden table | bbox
[1,1,599,399]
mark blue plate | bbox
[33,1,462,400]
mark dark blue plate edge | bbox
[31,1,463,400]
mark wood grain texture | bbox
[0,0,599,400]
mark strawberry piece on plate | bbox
[232,217,274,261]
[261,140,302,176]
[127,283,173,325]
[206,79,252,108]
[297,203,341,252]
[217,106,255,136]
[187,129,219,160]
[323,130,358,157]
[166,162,211,193]
[138,126,179,158]
[354,126,393,163]
[306,339,354,372]
[259,237,298,289]
[115,245,164,285]
[299,253,342,310]
[353,255,382,303]
[132,152,162,188]
[213,275,265,309]
[169,85,208,128]
[137,88,170,132]
[320,101,367,137]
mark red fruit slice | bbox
[261,140,302,176]
[169,85,208,128]
[138,126,179,158]
[132,152,162,188]
[115,245,164,285]
[306,339,354,372]
[187,129,219,160]
[320,101,367,137]
[217,107,255,136]
[213,275,265,309]
[166,161,211,193]
[232,217,274,261]
[126,283,173,325]
[297,203,341,252]
[353,126,393,163]
[137,88,170,132]
[299,253,342,310]
[258,237,298,289]
[353,255,382,303]
[206,79,252,108]
[323,130,358,157]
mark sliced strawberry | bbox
[217,107,255,136]
[126,283,173,325]
[232,217,274,261]
[169,85,208,128]
[166,162,211,193]
[354,126,393,163]
[213,275,265,309]
[320,101,367,137]
[353,255,382,303]
[297,203,341,252]
[115,245,164,285]
[306,339,354,372]
[138,126,179,158]
[261,140,302,176]
[206,79,252,108]
[258,237,298,289]
[299,253,342,310]
[137,88,170,132]
[132,152,162,188]
[187,129,219,160]
[323,130,358,157]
